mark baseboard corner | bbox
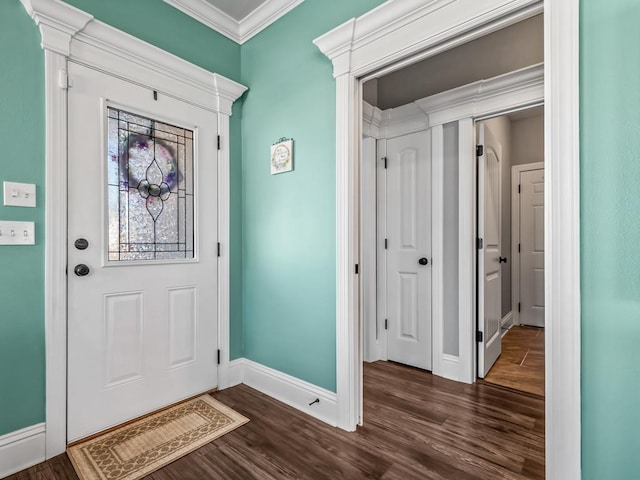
[240,359,338,428]
[501,311,514,331]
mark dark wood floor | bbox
[8,361,544,480]
[484,325,545,397]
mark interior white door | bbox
[385,131,432,370]
[519,168,545,327]
[477,123,502,378]
[67,62,219,441]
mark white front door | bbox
[385,131,432,370]
[477,123,502,378]
[67,62,219,441]
[519,168,545,327]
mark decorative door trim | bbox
[20,0,247,458]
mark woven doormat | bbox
[67,395,249,480]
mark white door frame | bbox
[512,162,545,326]
[20,0,247,458]
[314,0,581,478]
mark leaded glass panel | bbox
[107,107,194,261]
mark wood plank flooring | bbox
[7,361,544,480]
[484,326,545,397]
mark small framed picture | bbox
[271,139,293,175]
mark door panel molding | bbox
[21,0,247,458]
[315,0,580,478]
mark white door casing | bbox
[316,1,580,478]
[67,62,219,441]
[477,123,502,377]
[385,131,432,370]
[518,168,545,327]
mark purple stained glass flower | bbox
[119,133,180,222]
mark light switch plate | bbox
[3,181,36,207]
[0,221,35,245]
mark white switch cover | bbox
[0,221,35,245]
[3,181,36,207]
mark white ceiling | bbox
[204,0,268,21]
[163,0,303,44]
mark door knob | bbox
[418,257,429,265]
[499,257,508,263]
[74,264,90,277]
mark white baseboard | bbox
[221,358,338,427]
[225,358,245,388]
[0,423,46,478]
[501,311,514,331]
[439,354,461,382]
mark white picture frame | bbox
[271,139,293,174]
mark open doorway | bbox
[357,12,547,477]
[314,0,580,475]
[476,107,545,397]
[361,13,543,376]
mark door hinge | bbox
[383,157,388,169]
[476,145,484,157]
[217,135,221,150]
[385,319,388,330]
[58,69,69,90]
[518,243,521,253]
[217,349,221,365]
[518,302,521,313]
[518,184,521,194]
[153,90,158,101]
[217,242,221,257]
[477,238,483,250]
[476,331,483,342]
[355,264,359,274]
[384,238,388,250]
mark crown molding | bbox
[163,0,303,44]
[362,101,382,138]
[415,62,544,125]
[163,0,239,42]
[239,0,303,42]
[363,63,544,139]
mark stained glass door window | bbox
[107,107,194,261]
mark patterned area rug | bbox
[67,395,249,480]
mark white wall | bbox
[511,111,545,165]
[482,116,512,319]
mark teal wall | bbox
[239,0,385,392]
[581,0,640,477]
[0,0,243,437]
[0,1,46,437]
